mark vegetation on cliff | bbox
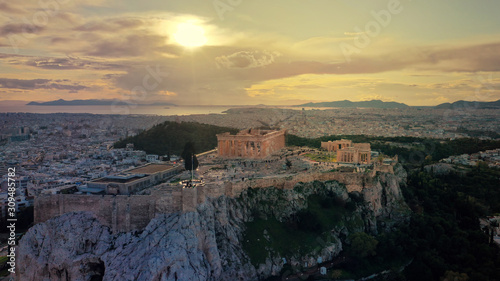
[394,165,500,280]
[243,187,361,266]
[242,159,500,280]
[114,121,239,155]
[347,165,500,281]
[240,175,411,280]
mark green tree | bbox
[424,155,433,165]
[440,270,469,281]
[296,210,322,233]
[377,154,384,163]
[181,142,199,171]
[347,232,378,258]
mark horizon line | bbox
[1,98,499,108]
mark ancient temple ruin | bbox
[217,129,286,159]
[321,139,371,164]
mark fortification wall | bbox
[34,171,379,233]
[226,172,370,196]
[373,164,394,174]
[203,183,225,198]
[35,183,193,233]
[151,186,182,213]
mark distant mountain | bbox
[26,99,176,106]
[434,99,500,109]
[296,100,409,109]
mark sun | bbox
[173,23,207,47]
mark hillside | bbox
[296,100,409,109]
[434,99,500,109]
[114,121,239,155]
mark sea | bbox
[0,104,238,116]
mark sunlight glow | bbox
[173,23,207,47]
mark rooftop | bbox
[126,163,176,174]
[94,174,146,183]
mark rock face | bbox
[19,197,256,281]
[362,164,410,233]
[424,163,459,176]
[18,167,410,281]
[18,212,112,281]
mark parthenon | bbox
[217,129,286,159]
[321,139,372,164]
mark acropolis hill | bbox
[34,130,398,233]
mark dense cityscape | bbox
[2,0,500,280]
[1,106,499,280]
[1,107,500,219]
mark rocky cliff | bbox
[18,166,410,281]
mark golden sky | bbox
[1,0,499,106]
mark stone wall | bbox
[34,170,384,233]
[34,194,158,233]
[226,171,371,196]
[373,164,394,174]
[34,182,222,233]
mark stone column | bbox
[218,140,223,156]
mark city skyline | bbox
[1,0,500,106]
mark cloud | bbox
[63,16,183,58]
[228,41,500,84]
[359,94,386,101]
[105,40,500,105]
[1,0,499,107]
[416,42,500,72]
[0,23,45,36]
[0,78,49,89]
[82,34,180,57]
[215,50,281,69]
[0,53,125,70]
[0,78,89,92]
[344,32,365,36]
[25,57,123,70]
[73,17,146,33]
[293,36,354,50]
[0,2,25,14]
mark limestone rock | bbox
[424,163,458,176]
[18,168,409,281]
[18,212,112,281]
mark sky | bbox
[0,0,500,106]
